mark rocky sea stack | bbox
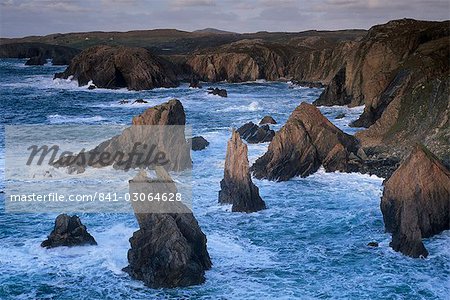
[380,145,450,258]
[54,45,178,90]
[124,169,212,288]
[191,136,209,151]
[41,214,97,248]
[252,102,359,181]
[219,130,266,213]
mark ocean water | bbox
[0,59,449,299]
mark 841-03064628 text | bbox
[9,192,183,202]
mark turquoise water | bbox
[0,59,449,299]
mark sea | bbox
[0,59,449,299]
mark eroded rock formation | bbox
[0,42,80,65]
[219,130,266,212]
[41,214,97,248]
[207,87,227,97]
[252,102,359,181]
[25,54,46,66]
[123,169,212,288]
[237,122,275,144]
[259,116,277,125]
[54,45,179,90]
[380,144,450,258]
[53,99,191,173]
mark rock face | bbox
[252,102,359,181]
[313,67,349,106]
[0,42,80,65]
[219,130,266,212]
[25,54,46,66]
[259,116,277,125]
[53,99,191,173]
[54,45,178,90]
[380,145,450,258]
[41,214,97,248]
[191,136,209,151]
[207,87,227,97]
[124,169,212,288]
[237,122,275,144]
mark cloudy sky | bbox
[0,0,449,37]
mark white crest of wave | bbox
[47,114,105,124]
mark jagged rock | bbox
[367,242,379,247]
[54,45,179,90]
[119,100,129,104]
[53,99,191,172]
[335,113,346,119]
[123,169,212,288]
[191,136,209,151]
[25,54,46,66]
[41,214,97,248]
[380,144,450,258]
[132,99,148,104]
[219,130,266,213]
[237,122,274,144]
[87,84,96,90]
[207,87,227,97]
[189,78,202,88]
[313,67,349,106]
[259,116,277,125]
[252,102,359,181]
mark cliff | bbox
[54,45,179,90]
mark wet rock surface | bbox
[219,130,266,212]
[237,122,275,144]
[41,214,97,248]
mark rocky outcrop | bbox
[53,99,191,173]
[54,45,178,90]
[259,116,277,125]
[191,136,209,151]
[0,42,80,65]
[25,54,46,66]
[41,214,97,248]
[207,87,227,97]
[219,130,266,212]
[124,169,212,288]
[252,102,359,181]
[237,122,274,144]
[380,145,450,258]
[313,67,349,106]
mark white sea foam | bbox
[47,114,105,124]
[216,101,261,112]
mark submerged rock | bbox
[191,136,209,151]
[189,78,202,89]
[380,144,450,258]
[41,214,97,248]
[219,130,266,213]
[367,242,379,247]
[237,122,274,144]
[252,102,359,181]
[123,169,212,288]
[132,98,148,104]
[259,115,277,125]
[25,55,46,66]
[335,113,346,120]
[54,45,178,90]
[207,87,227,97]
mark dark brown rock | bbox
[0,42,80,65]
[132,98,148,104]
[123,169,212,288]
[189,77,202,88]
[313,67,350,106]
[54,45,179,90]
[41,214,97,248]
[191,136,209,151]
[380,144,450,258]
[219,130,266,213]
[259,116,277,125]
[25,54,46,66]
[207,87,227,97]
[237,122,274,144]
[252,102,359,181]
